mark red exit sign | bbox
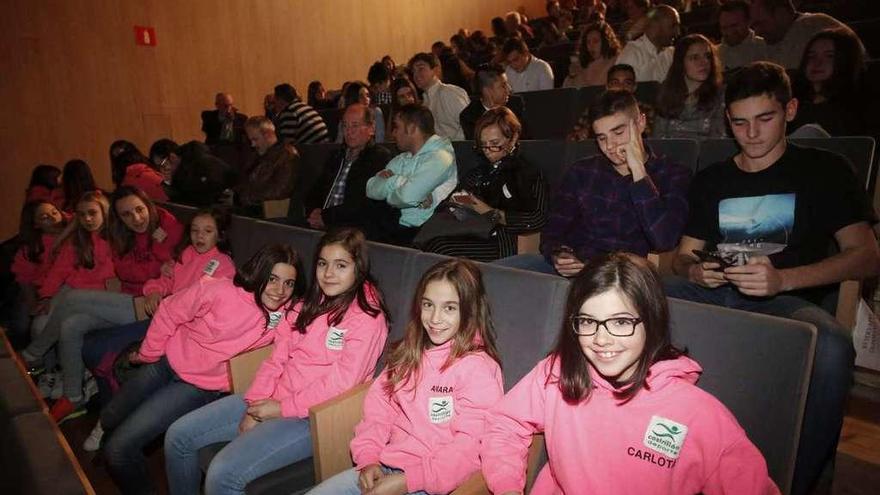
[134,26,157,46]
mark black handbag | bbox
[412,201,495,247]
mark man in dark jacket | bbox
[305,103,394,231]
[236,116,299,217]
[459,64,526,140]
[201,93,248,146]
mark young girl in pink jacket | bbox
[11,200,68,290]
[481,253,778,495]
[99,243,304,495]
[307,258,504,495]
[165,228,391,495]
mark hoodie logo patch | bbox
[325,327,346,351]
[267,311,283,329]
[429,396,454,424]
[203,259,220,276]
[643,415,688,459]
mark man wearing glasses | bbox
[495,90,690,276]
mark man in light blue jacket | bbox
[366,104,458,245]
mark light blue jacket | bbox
[366,135,458,227]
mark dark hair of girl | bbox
[550,252,683,403]
[656,34,722,119]
[307,81,325,107]
[577,21,622,68]
[172,207,233,261]
[796,28,865,103]
[234,243,306,326]
[62,160,97,211]
[384,259,501,395]
[108,186,160,256]
[18,201,62,261]
[28,164,62,190]
[295,228,390,333]
[57,190,110,269]
[111,148,153,186]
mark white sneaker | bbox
[82,423,104,452]
[83,371,99,402]
[37,372,63,400]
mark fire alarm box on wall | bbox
[134,26,157,46]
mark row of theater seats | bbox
[283,137,877,226]
[0,332,94,494]
[158,202,817,495]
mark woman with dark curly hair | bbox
[563,21,622,88]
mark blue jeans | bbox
[306,466,428,495]
[101,357,222,495]
[663,276,854,495]
[492,254,558,275]
[165,394,314,495]
[83,320,151,407]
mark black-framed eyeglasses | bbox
[570,316,642,337]
[474,144,508,153]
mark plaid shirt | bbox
[540,149,691,261]
[324,152,357,208]
[371,89,393,106]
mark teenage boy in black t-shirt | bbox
[665,62,880,495]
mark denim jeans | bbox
[24,289,137,399]
[492,253,558,275]
[101,356,222,495]
[663,276,854,495]
[165,394,314,495]
[306,466,429,495]
[82,320,151,407]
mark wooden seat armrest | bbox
[263,199,291,219]
[132,296,149,321]
[517,232,541,255]
[227,345,274,393]
[309,381,373,482]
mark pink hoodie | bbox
[351,342,504,494]
[38,231,116,299]
[244,287,388,418]
[137,277,285,391]
[142,245,235,297]
[481,355,778,495]
[122,163,168,202]
[113,207,184,295]
[11,233,59,286]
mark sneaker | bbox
[19,350,44,376]
[83,372,98,403]
[37,371,63,400]
[82,423,104,452]
[50,397,87,424]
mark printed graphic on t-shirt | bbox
[643,415,688,459]
[717,194,794,262]
[429,396,454,424]
[267,311,283,329]
[203,259,220,276]
[325,327,346,351]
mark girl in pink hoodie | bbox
[165,228,390,495]
[481,253,779,495]
[11,200,68,289]
[99,243,305,495]
[307,258,504,495]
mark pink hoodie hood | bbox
[482,355,778,495]
[352,340,504,494]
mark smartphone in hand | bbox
[692,249,732,269]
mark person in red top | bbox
[307,258,504,495]
[481,253,777,495]
[111,144,168,202]
[23,187,183,422]
[165,228,391,495]
[24,164,66,210]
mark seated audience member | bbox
[153,140,235,206]
[408,52,470,141]
[111,144,168,202]
[235,116,298,216]
[654,34,727,139]
[718,0,767,71]
[791,29,866,136]
[665,62,879,495]
[272,83,330,145]
[619,0,651,41]
[306,103,394,233]
[536,19,568,48]
[201,93,247,147]
[481,253,777,494]
[491,16,511,42]
[387,77,420,135]
[496,90,690,276]
[431,40,447,59]
[616,5,680,83]
[450,33,472,61]
[459,64,526,140]
[568,63,639,141]
[25,164,64,208]
[468,30,496,67]
[556,8,577,39]
[506,11,535,42]
[367,62,393,106]
[335,81,385,143]
[439,46,474,92]
[307,81,336,110]
[61,159,97,212]
[750,0,864,69]
[366,104,458,246]
[563,21,621,88]
[503,37,555,93]
[423,108,547,262]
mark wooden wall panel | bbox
[0,0,545,238]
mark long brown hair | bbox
[577,21,622,68]
[383,259,500,396]
[656,34,723,118]
[550,253,682,403]
[54,191,110,269]
[108,186,160,256]
[295,228,390,333]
